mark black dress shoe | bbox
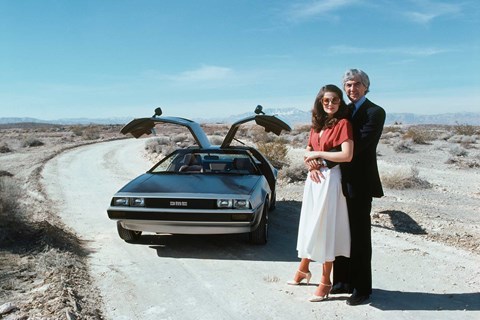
[346,290,370,306]
[330,282,351,294]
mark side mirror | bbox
[255,105,265,115]
[153,107,163,117]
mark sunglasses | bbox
[322,97,341,105]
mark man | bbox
[331,69,386,306]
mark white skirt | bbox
[296,165,351,263]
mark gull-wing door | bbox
[221,105,292,148]
[120,108,211,148]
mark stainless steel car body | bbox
[107,107,291,244]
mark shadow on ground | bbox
[128,200,302,262]
[373,210,427,235]
[370,289,480,311]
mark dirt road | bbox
[42,139,480,320]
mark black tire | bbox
[249,201,268,245]
[269,190,276,211]
[117,221,142,242]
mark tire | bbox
[117,221,142,242]
[249,201,268,245]
[269,190,276,211]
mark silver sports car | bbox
[107,106,291,244]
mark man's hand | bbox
[305,158,320,171]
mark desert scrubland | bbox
[0,122,479,319]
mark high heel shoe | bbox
[308,282,332,302]
[287,270,312,285]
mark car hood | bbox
[116,173,263,196]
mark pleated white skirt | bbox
[296,166,351,263]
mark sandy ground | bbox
[1,124,479,319]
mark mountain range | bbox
[1,108,479,126]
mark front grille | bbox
[145,198,217,209]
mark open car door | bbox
[221,106,292,148]
[120,108,211,148]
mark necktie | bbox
[348,103,356,117]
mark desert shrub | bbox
[287,133,308,148]
[289,125,310,148]
[0,171,13,177]
[448,135,477,146]
[22,137,44,147]
[446,156,480,169]
[381,167,431,190]
[393,140,415,153]
[403,127,435,144]
[454,123,479,136]
[82,126,100,140]
[279,162,308,183]
[0,143,12,153]
[449,145,468,157]
[172,134,188,144]
[294,124,311,133]
[0,177,21,218]
[70,125,84,136]
[161,145,177,156]
[438,131,454,141]
[459,136,477,148]
[145,137,170,154]
[382,131,402,140]
[249,126,277,143]
[208,135,223,145]
[256,138,289,169]
[201,124,229,136]
[382,126,404,135]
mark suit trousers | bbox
[333,195,373,295]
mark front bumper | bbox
[107,206,263,235]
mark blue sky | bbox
[1,0,479,120]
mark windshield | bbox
[150,151,259,175]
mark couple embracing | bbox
[288,69,386,306]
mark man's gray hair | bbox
[343,69,370,94]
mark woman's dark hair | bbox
[311,84,349,132]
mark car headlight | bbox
[233,199,249,209]
[217,199,250,209]
[217,199,233,208]
[130,198,145,207]
[113,197,129,206]
[112,197,145,207]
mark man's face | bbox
[344,77,367,103]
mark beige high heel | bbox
[309,282,332,302]
[287,270,312,285]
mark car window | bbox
[150,152,258,175]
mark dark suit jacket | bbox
[340,98,385,198]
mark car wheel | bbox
[249,201,268,245]
[269,190,276,211]
[117,221,142,242]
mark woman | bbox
[288,84,353,302]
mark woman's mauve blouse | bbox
[308,118,353,151]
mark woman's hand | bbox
[304,151,319,164]
[309,169,324,184]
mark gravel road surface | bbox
[42,139,480,320]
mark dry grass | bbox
[454,123,479,136]
[22,137,45,147]
[0,123,125,319]
[393,140,415,153]
[403,127,436,144]
[0,176,21,222]
[256,138,290,169]
[381,167,431,190]
[279,161,308,183]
